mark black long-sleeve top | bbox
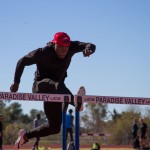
[13,41,96,84]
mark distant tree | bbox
[81,103,108,133]
[110,109,121,122]
[4,122,30,145]
[143,107,150,119]
[4,123,21,144]
[0,101,6,110]
[107,110,141,145]
[3,102,32,127]
[20,114,32,124]
[4,102,23,123]
[0,101,48,144]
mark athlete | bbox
[66,109,74,143]
[10,32,96,149]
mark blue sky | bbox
[0,0,150,115]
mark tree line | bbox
[80,103,150,145]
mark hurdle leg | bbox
[75,96,82,150]
[62,96,69,150]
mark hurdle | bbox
[62,95,69,150]
[0,92,71,150]
[74,94,150,150]
[1,92,150,150]
[75,96,82,150]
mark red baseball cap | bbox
[51,32,70,47]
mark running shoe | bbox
[77,86,86,96]
[14,129,28,150]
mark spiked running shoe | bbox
[14,129,28,150]
[77,86,86,96]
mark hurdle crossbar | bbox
[0,92,71,102]
[74,95,150,105]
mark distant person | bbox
[139,118,148,149]
[32,114,41,150]
[66,109,74,143]
[0,114,3,150]
[131,118,139,148]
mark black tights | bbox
[26,78,73,139]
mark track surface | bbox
[3,145,135,150]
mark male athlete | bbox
[10,32,96,149]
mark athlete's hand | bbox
[10,83,19,92]
[83,49,93,57]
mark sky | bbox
[0,0,150,115]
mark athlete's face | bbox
[54,44,69,59]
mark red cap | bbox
[51,32,70,47]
